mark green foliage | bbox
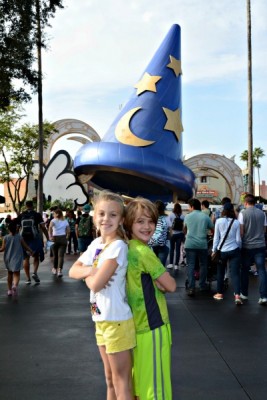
[240,147,265,195]
[46,198,75,211]
[240,147,265,167]
[0,0,64,109]
[0,105,56,214]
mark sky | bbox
[22,0,267,182]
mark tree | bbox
[0,106,55,214]
[1,1,64,213]
[0,0,64,110]
[240,147,265,197]
[246,0,253,194]
[253,147,265,199]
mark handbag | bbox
[211,218,235,264]
[211,250,221,264]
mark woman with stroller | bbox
[212,202,242,305]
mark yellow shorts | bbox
[95,318,136,354]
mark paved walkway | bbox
[1,251,267,400]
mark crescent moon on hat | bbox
[115,107,155,147]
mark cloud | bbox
[22,0,267,176]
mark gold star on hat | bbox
[134,72,161,95]
[167,55,182,77]
[163,107,183,141]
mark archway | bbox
[42,118,101,165]
[184,154,244,205]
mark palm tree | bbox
[247,0,253,194]
[240,147,265,197]
[254,147,265,198]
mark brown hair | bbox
[173,202,182,216]
[221,208,236,219]
[54,209,64,219]
[93,190,126,241]
[154,200,166,216]
[124,197,158,239]
[244,194,256,205]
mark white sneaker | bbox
[174,265,179,270]
[57,269,63,277]
[52,268,57,275]
[166,264,173,269]
[240,293,248,300]
[258,297,267,305]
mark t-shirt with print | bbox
[79,237,132,322]
[126,239,170,334]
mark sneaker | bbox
[12,286,18,297]
[258,298,267,305]
[25,279,31,285]
[187,288,195,297]
[235,295,243,305]
[51,268,57,275]
[174,265,179,270]
[213,293,223,300]
[32,273,40,283]
[7,290,12,296]
[166,264,173,269]
[240,293,248,300]
[57,269,63,277]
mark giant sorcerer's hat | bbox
[74,24,195,201]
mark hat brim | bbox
[74,142,195,201]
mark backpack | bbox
[171,215,184,231]
[20,211,39,240]
[78,216,91,237]
[0,222,8,236]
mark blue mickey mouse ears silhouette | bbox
[74,24,195,201]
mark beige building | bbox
[184,153,244,205]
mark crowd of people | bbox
[1,191,266,399]
[0,201,95,294]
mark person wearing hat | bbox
[212,202,242,304]
[75,204,94,254]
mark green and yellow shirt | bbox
[126,239,170,334]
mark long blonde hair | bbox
[93,191,127,241]
[124,197,158,239]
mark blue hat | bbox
[74,24,195,201]
[82,204,91,212]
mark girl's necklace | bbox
[92,238,118,268]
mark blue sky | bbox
[23,0,267,183]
